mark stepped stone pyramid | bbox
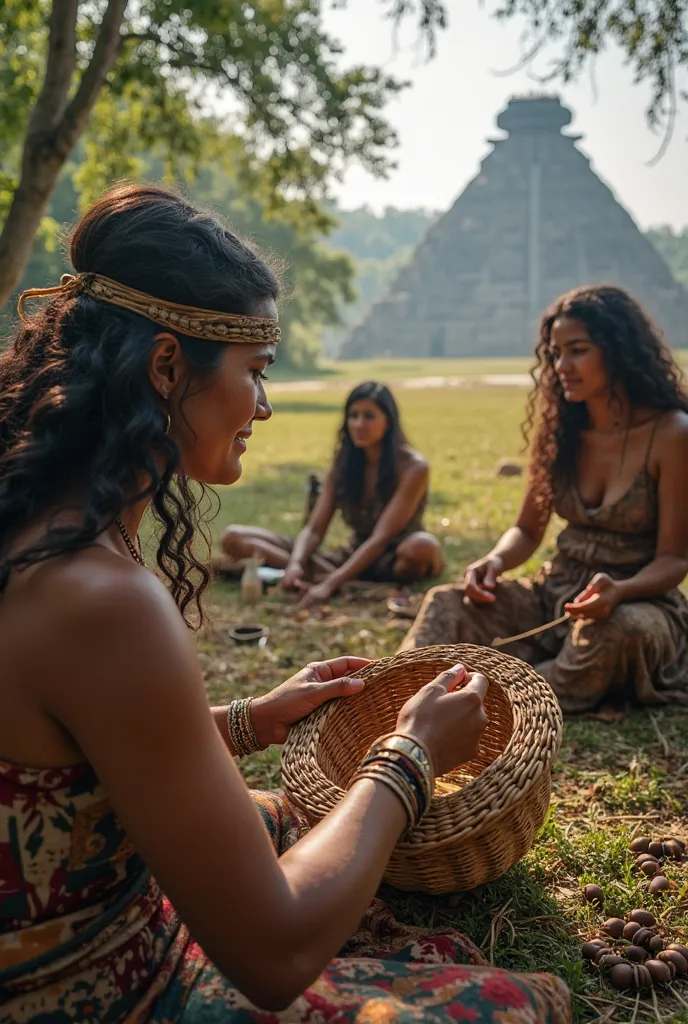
[341,95,688,358]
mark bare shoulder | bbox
[656,409,688,442]
[652,410,688,480]
[31,546,183,638]
[400,447,429,480]
[14,547,194,705]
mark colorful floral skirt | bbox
[151,793,572,1023]
[1,788,571,1023]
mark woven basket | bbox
[281,644,562,894]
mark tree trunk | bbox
[0,0,128,306]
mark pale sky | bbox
[322,0,688,230]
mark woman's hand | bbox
[281,562,306,593]
[297,580,333,609]
[564,573,621,620]
[251,656,369,746]
[395,664,488,777]
[463,555,504,604]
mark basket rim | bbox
[281,644,563,844]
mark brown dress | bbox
[327,487,429,580]
[400,438,688,712]
[268,484,429,582]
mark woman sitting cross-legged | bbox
[217,381,444,607]
[0,185,571,1023]
[401,285,688,714]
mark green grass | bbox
[194,363,688,1023]
[270,350,688,383]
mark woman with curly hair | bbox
[0,184,571,1023]
[217,381,443,607]
[401,285,688,713]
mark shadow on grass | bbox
[379,857,581,978]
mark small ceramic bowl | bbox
[386,597,418,620]
[227,624,270,646]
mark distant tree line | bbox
[5,179,687,363]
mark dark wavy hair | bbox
[524,284,688,519]
[0,183,279,626]
[333,381,407,516]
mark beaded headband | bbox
[17,272,281,344]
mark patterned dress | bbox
[0,758,572,1023]
[400,458,688,712]
[273,480,429,581]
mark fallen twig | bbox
[649,985,667,1024]
[597,814,662,822]
[669,984,688,1011]
[481,897,515,964]
[649,712,671,758]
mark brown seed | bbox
[623,921,642,940]
[629,909,657,927]
[601,918,626,940]
[635,852,659,865]
[649,875,670,895]
[583,884,604,906]
[649,841,664,859]
[610,963,635,990]
[625,945,649,963]
[648,935,665,953]
[639,860,660,877]
[660,949,688,975]
[598,954,626,970]
[582,940,607,960]
[592,946,612,964]
[646,959,672,984]
[633,927,656,948]
[656,951,681,978]
[665,945,688,971]
[630,836,652,854]
[662,839,684,860]
[634,964,652,989]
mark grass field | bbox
[271,351,688,384]
[194,362,688,1023]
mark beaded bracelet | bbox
[349,732,435,830]
[226,697,262,757]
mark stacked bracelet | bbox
[226,697,262,757]
[349,732,435,831]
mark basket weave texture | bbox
[281,644,563,894]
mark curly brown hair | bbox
[523,284,688,520]
[0,184,279,626]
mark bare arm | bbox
[40,555,409,1011]
[620,415,688,598]
[324,459,429,593]
[488,485,548,569]
[289,470,337,568]
[567,414,688,617]
[464,483,548,602]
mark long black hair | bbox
[523,284,688,519]
[0,183,279,626]
[332,381,407,515]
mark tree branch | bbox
[0,0,128,303]
[57,0,129,156]
[27,0,79,132]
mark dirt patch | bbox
[270,374,531,394]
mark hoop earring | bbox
[164,410,171,435]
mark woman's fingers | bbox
[460,672,489,702]
[431,663,467,692]
[308,656,372,681]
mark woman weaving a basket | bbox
[0,185,570,1023]
[401,286,688,713]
